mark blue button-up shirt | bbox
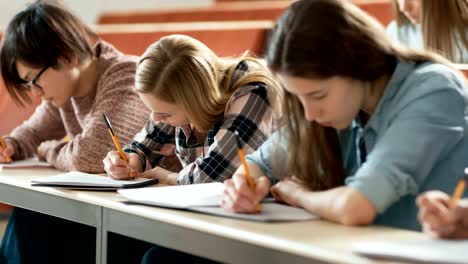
[247,60,468,230]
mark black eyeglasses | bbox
[21,66,49,90]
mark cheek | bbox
[342,91,363,119]
[176,116,190,125]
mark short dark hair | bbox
[0,0,97,105]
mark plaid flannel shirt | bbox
[124,82,274,184]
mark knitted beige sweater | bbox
[6,41,150,173]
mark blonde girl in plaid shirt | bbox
[104,34,281,185]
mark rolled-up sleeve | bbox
[246,131,288,183]
[346,88,465,213]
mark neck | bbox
[74,58,98,98]
[361,74,390,115]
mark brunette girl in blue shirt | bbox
[222,0,468,231]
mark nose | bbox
[302,100,320,122]
[30,86,45,98]
[151,112,162,123]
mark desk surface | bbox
[102,200,426,263]
[0,168,428,264]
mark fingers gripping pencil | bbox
[103,114,134,178]
[234,130,261,212]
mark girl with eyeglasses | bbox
[0,1,153,263]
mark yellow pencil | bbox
[0,135,12,163]
[103,114,135,178]
[234,130,261,212]
[451,171,468,206]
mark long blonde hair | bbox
[393,0,468,62]
[136,34,280,131]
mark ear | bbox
[70,54,80,67]
[57,54,79,70]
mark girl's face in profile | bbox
[397,0,422,24]
[278,74,366,130]
[138,93,191,127]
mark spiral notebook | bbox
[118,182,318,222]
[31,171,159,190]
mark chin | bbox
[333,122,350,130]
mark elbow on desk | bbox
[338,210,375,226]
[335,190,377,226]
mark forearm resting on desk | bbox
[140,166,178,185]
[296,186,377,226]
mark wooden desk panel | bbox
[95,21,273,57]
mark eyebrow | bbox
[298,88,326,97]
[305,90,324,96]
[153,112,172,115]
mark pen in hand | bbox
[0,135,12,163]
[234,130,261,212]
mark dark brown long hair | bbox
[266,0,450,190]
[0,0,98,106]
[392,0,468,62]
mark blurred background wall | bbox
[0,0,214,26]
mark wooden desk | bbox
[0,168,427,264]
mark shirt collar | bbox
[361,60,417,131]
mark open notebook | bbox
[353,239,468,264]
[118,182,318,222]
[0,158,51,170]
[31,171,159,190]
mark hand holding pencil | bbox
[221,131,271,213]
[0,135,13,164]
[417,173,468,239]
[102,114,140,180]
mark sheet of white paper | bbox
[353,239,468,264]
[0,158,51,170]
[31,171,157,188]
[118,182,225,209]
[191,203,318,222]
[119,183,318,222]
